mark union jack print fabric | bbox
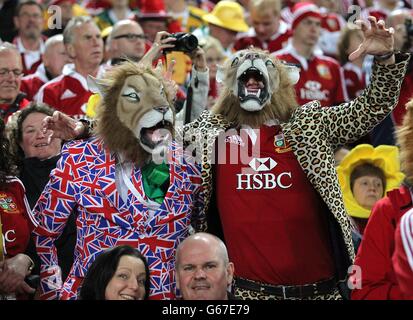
[31,137,204,300]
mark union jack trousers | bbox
[31,136,204,300]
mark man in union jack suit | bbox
[31,60,204,300]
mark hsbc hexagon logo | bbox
[249,157,277,172]
[304,81,322,91]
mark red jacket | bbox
[234,21,291,53]
[351,185,412,300]
[393,208,413,299]
[20,63,49,101]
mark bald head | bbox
[107,20,146,61]
[176,233,230,267]
[175,232,234,300]
[43,34,71,78]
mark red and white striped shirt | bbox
[37,64,104,118]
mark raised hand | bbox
[190,47,208,72]
[42,111,85,142]
[139,31,176,66]
[349,16,395,62]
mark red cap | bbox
[137,0,171,20]
[291,2,321,29]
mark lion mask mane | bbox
[212,48,298,128]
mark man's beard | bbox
[24,28,41,40]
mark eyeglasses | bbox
[113,34,147,41]
[18,12,43,20]
[0,69,23,77]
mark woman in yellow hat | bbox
[337,144,404,234]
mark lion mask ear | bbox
[283,64,300,85]
[87,75,110,97]
[216,64,225,84]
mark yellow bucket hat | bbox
[337,144,405,219]
[202,1,249,33]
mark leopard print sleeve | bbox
[320,52,410,150]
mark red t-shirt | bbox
[1,178,34,257]
[234,22,292,53]
[215,125,335,285]
[343,62,366,101]
[275,45,348,107]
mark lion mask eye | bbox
[265,60,275,68]
[231,57,240,67]
[122,87,141,102]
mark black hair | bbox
[0,118,17,185]
[79,245,150,300]
[9,102,56,167]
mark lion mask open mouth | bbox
[234,53,272,112]
[138,110,174,153]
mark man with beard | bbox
[13,0,46,75]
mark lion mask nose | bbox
[154,106,169,115]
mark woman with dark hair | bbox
[0,117,36,298]
[7,103,77,283]
[79,245,150,300]
[337,144,404,235]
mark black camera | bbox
[163,32,198,54]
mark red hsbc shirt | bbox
[275,44,348,107]
[215,125,335,285]
[1,178,34,257]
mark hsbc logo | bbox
[305,81,322,91]
[249,157,277,171]
[237,157,292,190]
[300,81,329,101]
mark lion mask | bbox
[89,61,175,166]
[213,48,299,128]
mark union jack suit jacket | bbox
[32,136,204,300]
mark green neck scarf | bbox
[141,162,170,204]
